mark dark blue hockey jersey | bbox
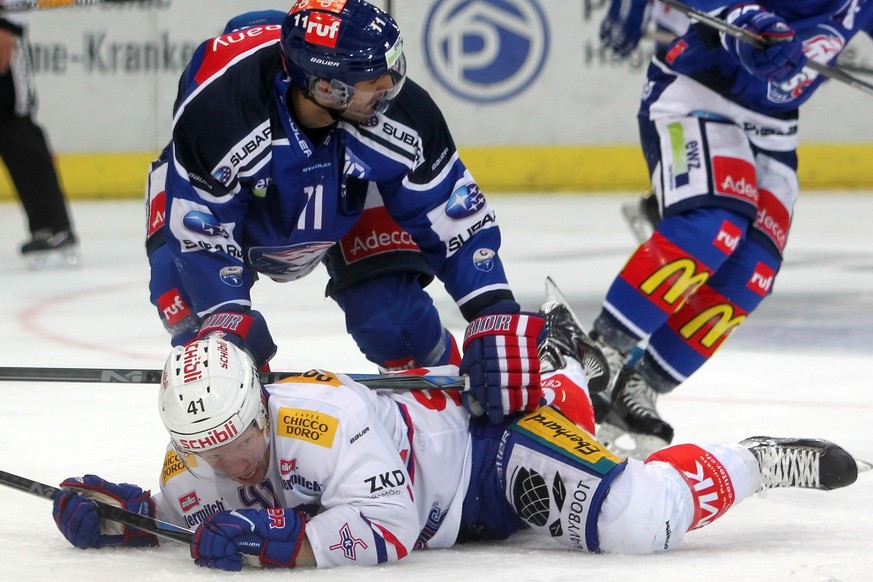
[654,0,873,114]
[159,24,512,322]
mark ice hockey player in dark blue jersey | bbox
[594,0,873,459]
[145,1,544,425]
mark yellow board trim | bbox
[2,145,872,200]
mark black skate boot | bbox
[588,331,628,423]
[598,367,674,459]
[741,436,863,492]
[539,277,611,394]
[20,229,80,269]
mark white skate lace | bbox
[756,446,821,494]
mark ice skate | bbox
[621,191,660,244]
[597,367,673,460]
[741,436,867,493]
[20,229,81,269]
[587,332,630,422]
[539,277,610,394]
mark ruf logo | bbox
[747,262,775,297]
[713,220,742,255]
[304,12,342,47]
[157,289,190,328]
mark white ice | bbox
[0,193,871,581]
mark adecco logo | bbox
[423,0,550,103]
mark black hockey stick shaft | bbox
[0,366,469,391]
[660,0,873,98]
[0,0,148,11]
[0,470,194,544]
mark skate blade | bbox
[542,276,589,333]
[24,248,81,270]
[621,202,654,244]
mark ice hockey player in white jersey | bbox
[50,290,863,570]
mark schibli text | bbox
[182,342,202,383]
[179,420,239,450]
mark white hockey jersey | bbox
[153,370,473,568]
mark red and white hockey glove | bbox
[460,302,545,423]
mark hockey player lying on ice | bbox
[51,298,863,570]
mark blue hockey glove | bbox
[599,0,652,57]
[191,508,306,571]
[460,301,546,424]
[722,5,807,84]
[193,309,277,369]
[52,475,158,549]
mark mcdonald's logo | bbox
[678,304,746,353]
[640,259,710,312]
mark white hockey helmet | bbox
[159,337,268,467]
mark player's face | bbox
[310,52,407,122]
[197,423,270,486]
[338,74,399,121]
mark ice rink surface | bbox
[0,193,871,581]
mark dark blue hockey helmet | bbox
[281,0,406,116]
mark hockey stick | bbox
[659,0,873,98]
[0,0,153,11]
[647,29,873,78]
[0,366,468,391]
[0,470,194,544]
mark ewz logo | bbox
[424,0,550,103]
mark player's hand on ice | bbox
[460,301,545,423]
[52,475,158,549]
[723,5,807,83]
[191,508,305,571]
[600,0,652,57]
[192,309,277,369]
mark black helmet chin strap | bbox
[304,90,346,122]
[286,83,344,127]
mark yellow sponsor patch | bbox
[161,448,194,486]
[515,406,622,474]
[276,369,342,386]
[277,408,339,448]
